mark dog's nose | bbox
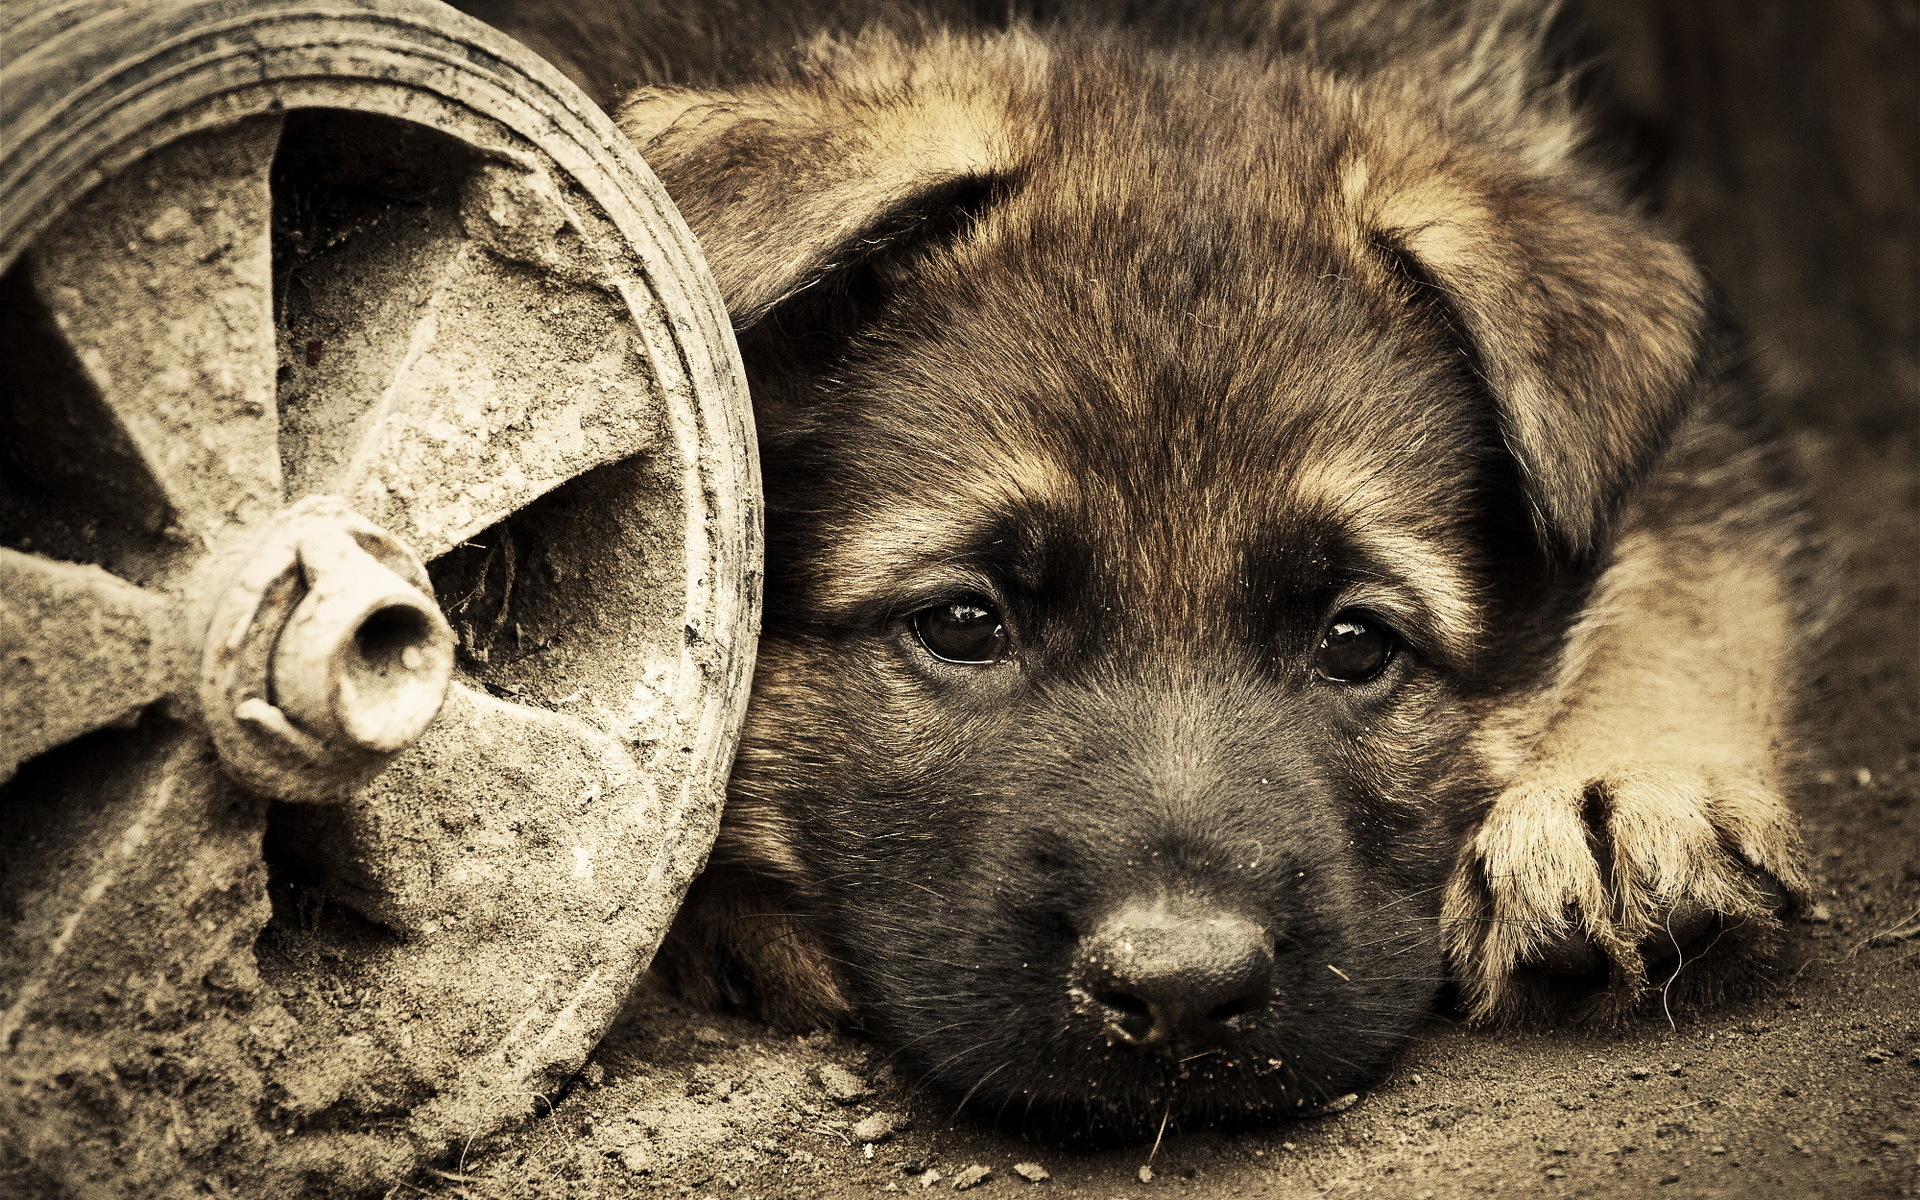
[1074,899,1274,1050]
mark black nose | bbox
[1073,898,1274,1051]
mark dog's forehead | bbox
[777,71,1495,652]
[803,309,1486,658]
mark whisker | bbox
[1147,1081,1174,1168]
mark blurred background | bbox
[1572,0,1915,437]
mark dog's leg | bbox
[1444,437,1815,1022]
[652,863,854,1030]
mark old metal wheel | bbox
[0,2,758,1197]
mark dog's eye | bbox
[1315,612,1395,682]
[912,599,1009,665]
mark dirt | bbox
[393,415,1919,1199]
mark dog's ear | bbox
[1352,156,1708,563]
[613,37,1033,328]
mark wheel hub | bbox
[200,496,455,801]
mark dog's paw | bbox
[1442,765,1811,1023]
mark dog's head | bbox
[627,22,1704,1139]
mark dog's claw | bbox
[1526,927,1608,976]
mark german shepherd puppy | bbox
[464,0,1813,1140]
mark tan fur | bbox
[654,634,858,1027]
[1338,122,1709,557]
[812,445,1069,616]
[1444,517,1812,1022]
[614,29,1047,323]
[650,865,853,1028]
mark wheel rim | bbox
[0,3,758,1195]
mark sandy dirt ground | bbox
[405,414,1919,1199]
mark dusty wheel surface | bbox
[0,2,758,1196]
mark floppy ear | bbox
[1350,155,1708,562]
[613,34,1035,327]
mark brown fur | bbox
[463,0,1814,1134]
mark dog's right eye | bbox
[1314,611,1396,682]
[912,599,1009,665]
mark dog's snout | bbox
[1074,898,1274,1051]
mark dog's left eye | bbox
[1315,611,1395,682]
[912,599,1009,664]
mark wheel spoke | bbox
[262,683,674,1115]
[22,115,283,542]
[336,236,667,561]
[0,722,274,1093]
[0,547,180,779]
[273,136,666,560]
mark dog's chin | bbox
[860,978,1434,1144]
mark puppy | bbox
[465,0,1814,1140]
